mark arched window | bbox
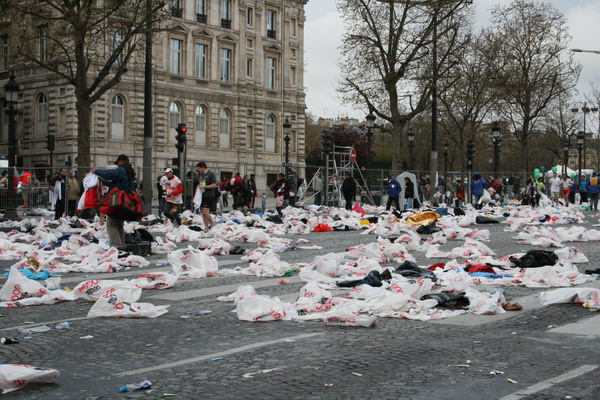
[195,105,207,146]
[265,114,276,152]
[219,108,230,149]
[111,95,125,140]
[169,102,181,143]
[36,93,48,138]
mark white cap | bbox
[165,168,173,173]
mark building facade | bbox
[0,0,308,192]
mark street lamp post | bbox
[407,128,415,171]
[2,73,21,221]
[577,131,584,185]
[443,141,449,176]
[365,111,376,170]
[563,140,570,175]
[491,121,502,176]
[571,103,598,169]
[283,118,291,165]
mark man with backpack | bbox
[94,154,136,257]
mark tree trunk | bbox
[76,97,91,176]
[391,122,405,172]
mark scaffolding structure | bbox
[325,145,374,207]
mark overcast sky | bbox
[304,0,600,119]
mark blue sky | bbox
[304,0,600,119]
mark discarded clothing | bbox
[475,216,499,224]
[337,269,392,288]
[421,292,470,310]
[394,261,438,281]
[509,250,558,268]
[417,225,442,235]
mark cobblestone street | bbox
[1,214,599,399]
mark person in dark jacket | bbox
[94,154,136,256]
[404,177,415,209]
[470,172,487,204]
[341,172,356,210]
[588,172,600,211]
[386,176,401,211]
[51,168,67,220]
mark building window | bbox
[196,0,206,23]
[58,107,66,136]
[195,105,207,146]
[291,67,296,86]
[266,10,276,39]
[111,95,125,140]
[291,48,296,58]
[39,27,48,62]
[246,8,253,26]
[265,114,275,152]
[219,108,230,149]
[112,30,124,64]
[247,39,253,48]
[246,58,253,77]
[0,36,8,71]
[36,93,48,138]
[171,0,182,18]
[195,44,207,79]
[170,38,182,75]
[246,126,254,149]
[291,18,297,37]
[169,102,181,142]
[220,0,231,28]
[265,57,276,90]
[220,48,231,82]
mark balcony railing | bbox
[171,8,182,18]
[196,13,206,23]
[221,19,231,29]
[267,29,276,39]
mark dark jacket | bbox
[387,179,402,198]
[341,176,357,196]
[95,164,135,192]
[404,180,415,198]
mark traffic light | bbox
[466,140,475,160]
[321,131,333,154]
[47,135,55,152]
[175,123,187,152]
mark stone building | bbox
[0,0,308,192]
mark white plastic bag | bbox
[324,303,377,327]
[293,282,333,313]
[540,287,600,306]
[234,296,290,322]
[0,364,60,394]
[72,280,142,302]
[0,268,49,301]
[131,272,178,290]
[87,291,169,318]
[168,246,219,279]
[217,285,257,303]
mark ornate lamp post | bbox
[563,140,570,175]
[571,103,598,169]
[491,121,502,176]
[577,130,585,183]
[283,118,291,165]
[2,73,21,222]
[407,127,415,171]
[365,111,376,170]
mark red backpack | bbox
[100,187,143,221]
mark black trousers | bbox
[386,196,400,210]
[344,193,354,210]
[164,201,181,225]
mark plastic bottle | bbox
[0,338,19,344]
[583,302,600,311]
[119,380,152,392]
[55,322,73,330]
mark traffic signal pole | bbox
[175,123,187,209]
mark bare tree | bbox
[483,0,581,173]
[1,0,166,171]
[438,33,498,171]
[337,0,472,171]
